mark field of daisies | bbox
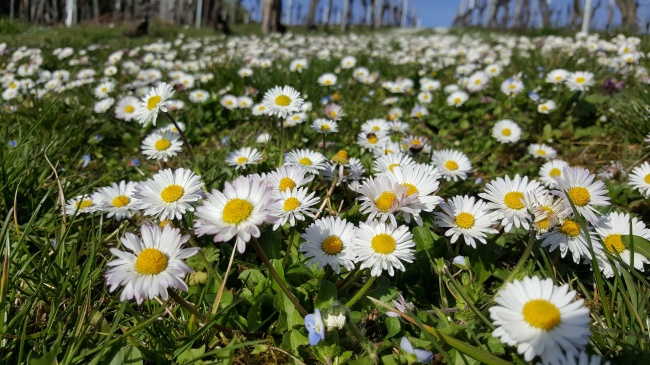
[1,26,650,364]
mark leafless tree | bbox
[615,0,638,31]
[306,0,319,29]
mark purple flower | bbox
[603,78,624,94]
[128,158,140,167]
[386,293,415,318]
[401,337,433,363]
[304,308,325,346]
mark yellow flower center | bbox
[401,183,418,197]
[279,177,296,192]
[455,212,475,229]
[324,80,332,86]
[237,157,249,165]
[560,219,580,237]
[275,95,291,106]
[226,100,233,106]
[160,184,184,203]
[329,111,337,117]
[375,191,397,213]
[454,97,461,104]
[368,136,378,144]
[320,124,331,131]
[322,235,343,255]
[537,149,547,156]
[522,299,561,330]
[112,195,130,207]
[372,126,380,131]
[332,150,349,165]
[101,87,107,92]
[299,157,312,166]
[568,187,590,207]
[135,248,168,275]
[509,84,516,89]
[371,233,396,254]
[555,76,562,81]
[412,139,421,146]
[541,105,548,111]
[222,198,254,225]
[147,95,161,110]
[416,112,422,118]
[155,139,171,151]
[603,234,626,253]
[283,197,300,211]
[644,173,650,184]
[549,168,562,178]
[536,206,553,231]
[125,105,135,113]
[445,160,459,171]
[75,200,93,210]
[159,219,173,228]
[575,77,585,84]
[502,128,511,136]
[385,149,394,155]
[474,79,481,85]
[388,163,400,172]
[504,192,525,210]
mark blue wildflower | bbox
[528,91,540,102]
[221,136,230,146]
[128,158,140,167]
[82,154,91,168]
[95,134,102,141]
[400,337,433,363]
[8,140,17,148]
[304,308,325,346]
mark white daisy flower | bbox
[285,112,307,126]
[225,147,262,170]
[540,217,594,264]
[323,157,366,185]
[142,130,183,162]
[134,168,204,221]
[194,175,275,253]
[565,71,595,92]
[290,58,308,72]
[489,276,591,364]
[447,91,469,107]
[592,212,650,277]
[237,67,253,77]
[539,160,570,188]
[237,96,253,109]
[385,165,443,213]
[358,175,423,227]
[97,181,140,220]
[318,73,337,86]
[353,221,415,277]
[261,85,304,118]
[524,189,571,234]
[373,153,415,174]
[628,161,650,198]
[93,81,115,99]
[417,91,433,104]
[357,131,390,152]
[324,104,344,120]
[63,193,103,216]
[134,82,175,126]
[546,69,569,84]
[388,120,409,134]
[500,77,524,96]
[431,149,472,182]
[528,143,557,159]
[479,174,541,232]
[251,103,268,116]
[311,118,338,134]
[300,216,357,273]
[466,71,490,92]
[265,165,314,193]
[114,96,139,121]
[284,149,328,175]
[361,119,391,135]
[188,89,209,103]
[434,195,498,248]
[553,166,610,225]
[270,187,319,230]
[220,94,238,110]
[537,100,556,114]
[341,56,357,69]
[492,119,522,144]
[105,224,199,304]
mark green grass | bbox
[1,21,650,365]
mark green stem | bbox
[282,226,296,269]
[336,265,360,289]
[503,227,537,285]
[278,118,284,166]
[445,271,495,330]
[251,237,308,317]
[345,275,376,308]
[164,111,197,166]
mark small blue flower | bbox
[362,97,370,102]
[528,91,540,102]
[7,140,17,148]
[475,177,483,184]
[401,337,433,363]
[81,154,91,168]
[95,134,102,141]
[128,158,140,167]
[537,66,545,71]
[221,136,230,146]
[320,97,330,105]
[368,90,375,96]
[304,308,325,346]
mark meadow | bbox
[1,20,650,365]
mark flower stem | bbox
[278,118,284,166]
[163,111,197,166]
[282,226,296,269]
[503,227,537,285]
[251,237,308,317]
[209,244,237,317]
[345,275,376,308]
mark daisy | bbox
[538,100,556,114]
[290,58,308,72]
[105,224,199,304]
[251,103,268,116]
[492,119,522,144]
[323,157,366,185]
[553,166,610,225]
[385,165,443,212]
[417,91,433,104]
[220,94,238,110]
[361,119,390,135]
[479,174,541,232]
[237,96,253,108]
[318,73,337,86]
[546,69,569,84]
[134,82,174,126]
[528,143,557,159]
[401,135,429,154]
[194,175,275,253]
[225,147,262,170]
[565,71,595,92]
[592,212,650,277]
[63,193,102,216]
[628,161,650,198]
[311,118,338,134]
[500,77,525,96]
[388,120,409,134]
[431,149,472,182]
[134,168,204,221]
[446,91,469,107]
[434,195,499,248]
[484,63,502,77]
[237,67,253,77]
[188,89,209,103]
[94,98,115,114]
[540,217,594,263]
[300,216,357,273]
[114,96,139,121]
[551,352,610,365]
[524,189,571,234]
[284,149,328,175]
[373,141,403,157]
[353,221,415,277]
[387,107,404,121]
[466,71,490,92]
[341,56,357,69]
[410,105,429,119]
[373,153,415,174]
[93,81,115,99]
[490,276,591,364]
[265,165,314,193]
[324,103,344,120]
[285,112,307,126]
[269,187,319,230]
[539,160,570,188]
[357,132,389,152]
[261,85,304,118]
[358,175,421,227]
[142,130,183,162]
[97,181,140,220]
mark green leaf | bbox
[314,280,338,309]
[412,225,433,251]
[385,316,402,338]
[280,328,309,354]
[621,235,650,259]
[273,289,304,332]
[380,354,400,365]
[103,346,143,365]
[177,345,205,365]
[486,336,506,356]
[260,229,283,260]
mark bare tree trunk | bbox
[262,0,283,34]
[211,0,230,33]
[539,0,553,28]
[606,0,614,29]
[615,0,638,31]
[340,0,349,30]
[92,0,99,20]
[325,0,333,28]
[371,0,378,28]
[571,0,582,29]
[486,0,497,27]
[306,0,318,29]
